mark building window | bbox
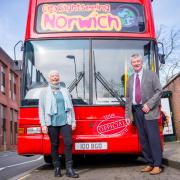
[1,105,6,145]
[1,65,6,94]
[10,109,13,145]
[13,74,17,100]
[9,72,17,100]
[14,110,18,145]
[9,72,13,99]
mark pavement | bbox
[163,140,180,170]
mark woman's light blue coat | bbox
[39,85,76,127]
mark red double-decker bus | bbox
[18,0,163,162]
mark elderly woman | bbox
[39,70,79,178]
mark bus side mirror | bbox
[14,60,23,71]
[157,42,165,64]
[158,54,165,64]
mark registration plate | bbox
[75,142,107,150]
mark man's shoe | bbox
[141,166,153,172]
[149,167,162,175]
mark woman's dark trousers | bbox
[48,125,72,177]
[48,124,79,178]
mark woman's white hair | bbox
[48,70,60,78]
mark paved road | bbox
[0,151,44,180]
[12,155,180,180]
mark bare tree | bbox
[157,26,180,84]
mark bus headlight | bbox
[27,127,41,134]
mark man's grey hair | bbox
[48,70,60,78]
[131,53,143,61]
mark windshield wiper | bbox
[95,72,125,106]
[68,72,85,93]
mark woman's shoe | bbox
[66,161,79,178]
[54,167,62,177]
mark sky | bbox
[0,0,180,60]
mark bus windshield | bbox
[23,39,156,105]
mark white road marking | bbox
[0,156,43,171]
[0,154,9,158]
[8,163,44,180]
[18,174,31,180]
[0,152,15,158]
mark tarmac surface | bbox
[1,140,180,180]
[10,141,180,180]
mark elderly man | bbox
[39,70,79,178]
[125,54,163,175]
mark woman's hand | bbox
[72,125,76,131]
[42,125,48,134]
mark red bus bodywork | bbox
[18,106,142,154]
[18,0,163,156]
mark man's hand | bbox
[125,118,132,125]
[125,114,134,125]
[142,103,150,113]
[42,125,48,134]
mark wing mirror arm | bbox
[13,40,24,70]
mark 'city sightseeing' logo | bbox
[96,113,130,136]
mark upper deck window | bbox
[36,2,145,33]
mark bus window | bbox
[92,39,156,104]
[23,40,90,104]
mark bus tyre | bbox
[44,155,52,164]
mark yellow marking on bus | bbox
[124,60,128,97]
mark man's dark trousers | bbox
[132,105,162,167]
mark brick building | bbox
[163,73,180,140]
[0,47,21,151]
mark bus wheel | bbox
[44,155,52,164]
[128,154,139,161]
